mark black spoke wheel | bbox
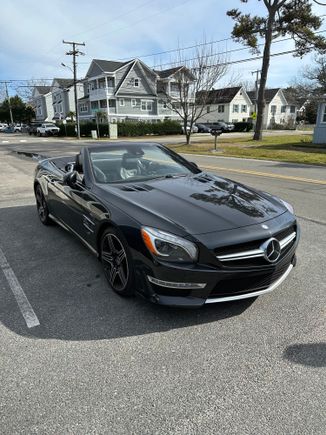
[101,228,134,297]
[35,185,52,225]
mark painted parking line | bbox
[201,165,326,186]
[0,246,40,328]
[1,140,9,143]
[19,140,27,142]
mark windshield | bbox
[90,145,197,184]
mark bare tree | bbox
[13,79,51,102]
[157,43,229,144]
[303,55,326,92]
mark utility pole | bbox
[62,40,85,139]
[251,70,261,123]
[0,81,14,124]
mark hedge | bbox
[56,120,182,137]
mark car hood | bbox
[103,173,286,235]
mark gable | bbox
[269,90,287,106]
[115,60,157,96]
[86,61,105,78]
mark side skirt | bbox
[49,213,99,257]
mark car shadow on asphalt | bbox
[283,343,326,368]
[0,205,255,341]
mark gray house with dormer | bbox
[78,59,186,122]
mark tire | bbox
[35,184,52,225]
[100,227,135,297]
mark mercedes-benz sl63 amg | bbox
[34,143,299,307]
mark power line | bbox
[87,0,192,42]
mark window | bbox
[131,99,137,107]
[80,103,88,113]
[271,105,277,115]
[119,99,125,107]
[206,106,210,113]
[218,105,225,113]
[134,78,139,87]
[107,78,115,87]
[281,105,286,113]
[109,100,116,108]
[141,100,153,111]
[233,104,239,113]
[170,83,180,93]
[100,100,107,108]
[290,105,296,114]
[91,101,99,110]
[321,105,326,122]
[98,78,106,89]
[162,102,167,109]
[241,104,247,112]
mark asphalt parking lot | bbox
[0,136,325,434]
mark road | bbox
[0,137,325,434]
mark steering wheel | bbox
[93,165,107,183]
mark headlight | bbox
[141,227,198,263]
[279,198,294,215]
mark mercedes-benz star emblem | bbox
[260,238,281,263]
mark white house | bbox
[247,88,298,128]
[197,87,253,124]
[31,86,54,122]
[51,78,84,121]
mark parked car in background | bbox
[27,122,42,135]
[181,123,198,134]
[14,123,28,133]
[195,123,211,133]
[0,123,9,132]
[2,126,15,133]
[225,122,235,132]
[209,122,230,132]
[36,123,60,137]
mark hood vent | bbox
[119,184,153,192]
[194,174,214,183]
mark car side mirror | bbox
[63,171,78,187]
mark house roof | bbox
[92,59,132,72]
[154,66,184,79]
[34,86,51,95]
[247,88,280,103]
[53,78,74,88]
[197,87,242,104]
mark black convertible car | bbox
[34,142,299,307]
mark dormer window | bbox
[134,78,139,87]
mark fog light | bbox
[147,276,206,289]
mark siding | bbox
[117,62,156,96]
[116,97,156,116]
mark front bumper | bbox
[134,238,298,308]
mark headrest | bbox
[121,153,139,170]
[75,153,83,173]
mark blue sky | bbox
[0,0,325,95]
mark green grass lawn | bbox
[169,134,326,166]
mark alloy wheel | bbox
[102,233,129,291]
[35,186,48,222]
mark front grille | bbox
[209,261,290,298]
[215,225,296,268]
